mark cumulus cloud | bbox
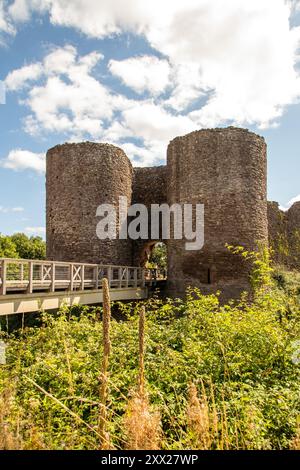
[4,0,300,166]
[0,205,24,213]
[109,55,171,96]
[6,45,128,139]
[122,102,195,142]
[24,226,45,235]
[1,149,46,173]
[280,194,300,211]
[0,1,15,40]
[6,0,300,128]
[5,44,197,165]
[5,63,43,90]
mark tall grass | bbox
[124,306,161,450]
[99,278,111,449]
[1,252,300,449]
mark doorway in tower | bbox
[139,242,167,280]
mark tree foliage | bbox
[0,233,46,260]
[149,243,167,271]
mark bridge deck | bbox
[0,258,155,316]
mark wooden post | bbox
[126,268,129,288]
[119,267,123,289]
[51,263,55,292]
[141,268,145,288]
[0,260,7,296]
[94,266,99,290]
[81,265,85,291]
[70,264,74,291]
[107,266,112,289]
[20,263,24,283]
[134,268,138,288]
[27,261,33,294]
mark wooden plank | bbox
[81,265,85,291]
[0,287,148,316]
[0,259,7,296]
[27,261,33,294]
[134,268,138,288]
[94,266,99,290]
[51,263,56,292]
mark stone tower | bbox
[46,142,133,265]
[167,127,268,299]
[46,127,274,300]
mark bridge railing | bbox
[0,258,146,296]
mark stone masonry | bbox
[268,201,300,269]
[47,142,133,265]
[167,128,268,299]
[46,127,300,300]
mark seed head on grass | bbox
[138,305,145,397]
[99,277,111,449]
[124,393,161,450]
[187,383,211,450]
[124,305,161,450]
[291,417,300,450]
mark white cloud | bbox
[0,205,25,213]
[0,1,15,39]
[281,194,300,211]
[6,45,124,139]
[8,0,48,23]
[5,63,43,90]
[109,55,171,96]
[8,0,31,22]
[1,149,46,173]
[122,101,195,142]
[24,226,46,235]
[121,141,165,167]
[9,0,300,128]
[292,0,300,12]
[4,0,300,166]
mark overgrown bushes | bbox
[0,249,300,449]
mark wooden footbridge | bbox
[0,258,160,316]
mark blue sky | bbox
[1,0,300,238]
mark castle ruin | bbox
[46,127,300,300]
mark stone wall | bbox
[46,142,133,265]
[167,127,268,300]
[286,203,300,269]
[132,166,167,207]
[267,201,288,265]
[46,127,300,301]
[132,166,167,265]
[267,201,300,269]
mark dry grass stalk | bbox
[124,393,161,450]
[138,305,145,397]
[124,306,161,450]
[291,418,300,450]
[187,383,212,450]
[0,387,21,450]
[99,277,111,449]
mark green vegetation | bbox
[148,243,167,271]
[0,233,46,259]
[0,248,300,450]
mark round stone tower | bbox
[46,142,133,265]
[167,127,268,299]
